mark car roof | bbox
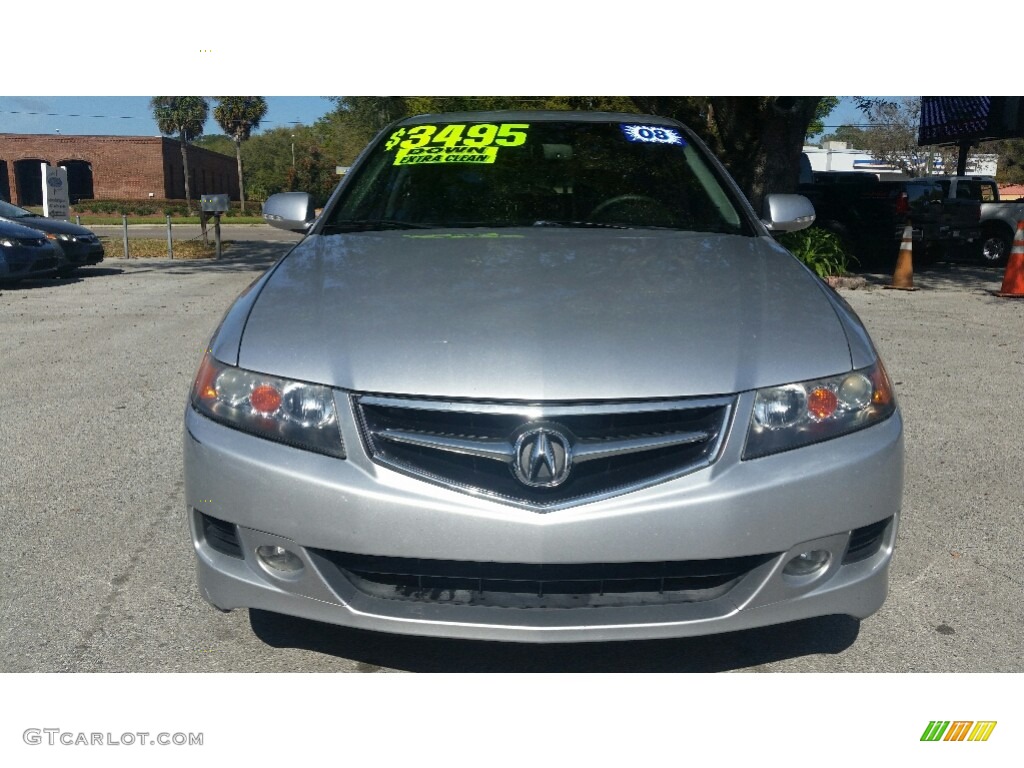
[396,110,684,127]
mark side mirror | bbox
[762,194,816,233]
[263,192,316,233]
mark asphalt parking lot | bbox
[1,237,1022,672]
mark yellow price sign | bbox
[394,146,499,166]
[385,123,530,152]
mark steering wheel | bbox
[589,194,672,223]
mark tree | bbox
[854,98,932,176]
[807,97,840,140]
[819,124,868,148]
[213,97,268,213]
[989,138,1024,184]
[193,134,235,157]
[328,97,408,139]
[151,97,209,210]
[241,124,342,205]
[240,126,296,203]
[629,97,825,210]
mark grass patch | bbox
[99,237,231,259]
[79,215,266,226]
[25,202,266,225]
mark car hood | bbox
[0,218,53,239]
[237,229,853,400]
[0,214,95,237]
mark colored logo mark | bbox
[921,721,997,742]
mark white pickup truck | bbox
[930,176,1024,266]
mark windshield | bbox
[0,199,33,219]
[325,119,750,235]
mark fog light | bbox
[784,549,830,577]
[256,545,304,575]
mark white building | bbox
[802,142,998,177]
[803,142,899,173]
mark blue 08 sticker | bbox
[621,125,685,145]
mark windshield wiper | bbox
[322,220,434,233]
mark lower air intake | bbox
[310,550,776,609]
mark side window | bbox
[908,183,942,204]
[979,183,996,202]
[955,183,978,201]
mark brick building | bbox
[0,134,239,206]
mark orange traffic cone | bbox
[885,224,917,291]
[995,220,1024,298]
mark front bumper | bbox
[0,246,59,280]
[56,240,105,269]
[184,394,903,643]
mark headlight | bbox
[190,353,345,458]
[743,361,896,459]
[0,238,14,248]
[46,233,73,242]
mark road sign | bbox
[42,164,70,220]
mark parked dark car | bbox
[0,218,60,283]
[928,176,1024,266]
[0,199,104,277]
[799,174,981,269]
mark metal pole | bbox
[166,215,174,259]
[214,214,222,259]
[75,215,81,226]
[122,214,130,259]
[956,140,970,177]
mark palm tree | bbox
[151,97,209,211]
[213,97,268,214]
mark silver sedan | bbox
[184,112,903,642]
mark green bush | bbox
[777,227,855,278]
[71,199,260,218]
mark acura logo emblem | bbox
[512,424,572,488]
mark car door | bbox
[906,180,946,240]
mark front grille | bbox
[310,549,776,609]
[32,257,57,272]
[843,517,891,563]
[354,395,733,510]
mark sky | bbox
[0,95,893,140]
[0,96,335,137]
[821,97,872,133]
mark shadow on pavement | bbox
[249,610,860,672]
[1,242,287,291]
[108,240,288,276]
[0,267,124,291]
[851,260,1006,294]
[912,260,1007,293]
